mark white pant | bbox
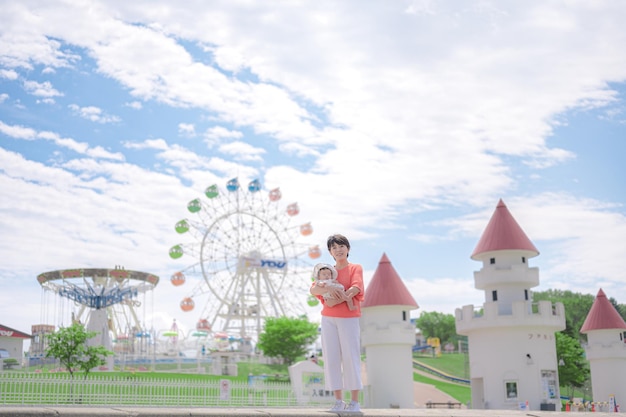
[321,316,363,391]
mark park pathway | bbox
[360,361,465,408]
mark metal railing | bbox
[0,372,334,407]
[412,360,470,385]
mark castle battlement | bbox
[455,300,565,334]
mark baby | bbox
[313,263,355,310]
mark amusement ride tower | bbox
[35,267,159,367]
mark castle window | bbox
[524,289,529,300]
[490,258,495,264]
[505,381,518,400]
[402,311,407,321]
[492,290,498,301]
[522,256,526,263]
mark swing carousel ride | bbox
[33,267,159,358]
[168,178,321,352]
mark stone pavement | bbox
[412,378,463,408]
[0,406,619,416]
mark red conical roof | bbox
[471,199,539,260]
[580,289,626,333]
[361,253,418,308]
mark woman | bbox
[310,234,364,412]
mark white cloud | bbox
[0,121,124,160]
[0,69,18,80]
[23,80,62,97]
[204,126,243,141]
[178,123,196,137]
[0,120,37,139]
[68,104,121,124]
[218,140,266,162]
[125,101,143,109]
[123,137,259,184]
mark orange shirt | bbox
[317,263,364,318]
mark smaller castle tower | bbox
[361,253,418,408]
[580,289,626,408]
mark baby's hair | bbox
[318,266,332,277]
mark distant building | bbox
[455,199,565,411]
[580,288,626,409]
[28,324,56,367]
[361,253,419,409]
[29,324,55,356]
[0,324,32,368]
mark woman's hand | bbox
[310,281,327,296]
[345,286,360,299]
[327,287,348,301]
[324,297,343,307]
[324,288,350,307]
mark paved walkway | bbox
[413,379,463,408]
[0,406,618,416]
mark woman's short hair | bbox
[327,234,350,251]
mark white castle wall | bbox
[584,329,626,405]
[456,300,564,410]
[361,306,415,409]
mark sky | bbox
[1,1,625,351]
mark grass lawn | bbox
[413,352,469,379]
[412,352,471,404]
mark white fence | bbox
[0,372,336,407]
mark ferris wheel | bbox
[169,178,321,341]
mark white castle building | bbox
[455,199,566,411]
[361,253,419,409]
[580,288,626,409]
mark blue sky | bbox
[1,1,625,347]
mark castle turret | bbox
[361,253,418,409]
[455,199,565,411]
[580,288,626,408]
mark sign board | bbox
[220,379,231,400]
[288,360,334,405]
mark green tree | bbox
[556,332,589,400]
[45,322,113,379]
[533,289,595,338]
[533,289,626,340]
[415,311,459,345]
[257,316,318,365]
